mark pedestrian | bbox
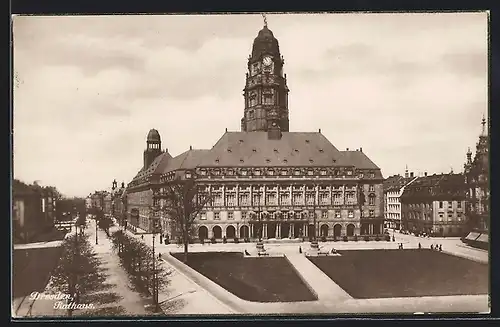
[299,246,302,254]
[418,243,421,249]
[141,235,144,240]
[430,244,434,250]
[401,243,404,250]
[158,253,162,259]
[439,244,442,252]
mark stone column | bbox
[277,223,281,238]
[291,223,295,238]
[263,223,268,239]
[289,224,293,238]
[251,223,254,238]
[304,223,308,237]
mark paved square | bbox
[308,249,488,299]
[172,252,317,302]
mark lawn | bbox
[12,247,64,298]
[172,252,317,302]
[308,249,489,299]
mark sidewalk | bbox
[84,221,149,316]
[285,253,351,301]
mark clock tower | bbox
[241,22,290,133]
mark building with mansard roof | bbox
[125,23,385,241]
[400,172,467,237]
[463,117,489,249]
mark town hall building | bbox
[124,22,385,242]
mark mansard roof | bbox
[199,131,344,167]
[401,173,466,200]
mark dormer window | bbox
[241,170,247,176]
[215,159,220,164]
[227,148,232,153]
[281,170,288,176]
[307,170,314,176]
[274,149,278,153]
[254,170,261,176]
[309,159,314,163]
[320,170,326,175]
[252,148,257,153]
[200,170,207,176]
[305,140,310,143]
[283,159,288,163]
[240,159,244,163]
[265,159,271,163]
[347,170,353,176]
[319,149,324,153]
[294,149,299,153]
[239,139,244,143]
[294,169,300,176]
[268,170,274,176]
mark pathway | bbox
[285,253,351,301]
[85,221,149,316]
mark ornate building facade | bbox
[463,116,489,248]
[125,23,385,241]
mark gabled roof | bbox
[13,179,38,197]
[199,131,343,167]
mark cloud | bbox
[12,13,488,197]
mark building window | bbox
[228,212,234,220]
[280,193,291,205]
[263,93,274,105]
[457,201,462,209]
[214,212,220,220]
[322,211,328,219]
[307,170,314,176]
[320,170,327,175]
[200,213,207,220]
[226,194,236,206]
[439,201,443,209]
[306,193,315,205]
[266,193,277,205]
[281,170,288,176]
[335,211,341,218]
[294,169,300,176]
[293,193,303,205]
[254,170,261,176]
[457,213,462,221]
[369,195,375,205]
[320,193,329,205]
[213,194,223,206]
[369,185,375,192]
[239,193,249,206]
[370,172,375,178]
[369,210,374,217]
[268,170,274,176]
[348,210,354,218]
[439,213,443,220]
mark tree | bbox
[49,232,104,316]
[162,177,212,263]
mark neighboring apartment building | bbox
[12,180,57,243]
[401,173,467,237]
[463,116,489,249]
[383,168,418,230]
[125,23,385,241]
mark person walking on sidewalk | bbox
[418,242,421,249]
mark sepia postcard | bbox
[11,12,490,319]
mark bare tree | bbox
[163,177,212,263]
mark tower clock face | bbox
[263,56,273,66]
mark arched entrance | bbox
[308,224,316,239]
[240,225,249,238]
[281,223,290,238]
[198,226,208,240]
[320,224,329,237]
[226,225,236,238]
[267,222,277,239]
[294,223,302,238]
[334,224,342,238]
[212,225,222,239]
[347,224,355,237]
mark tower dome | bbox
[252,25,280,58]
[147,129,161,143]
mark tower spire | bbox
[481,113,487,136]
[261,13,268,27]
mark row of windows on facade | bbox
[406,201,463,210]
[386,196,401,203]
[405,212,464,221]
[198,209,375,221]
[204,192,377,206]
[385,212,401,220]
[198,168,377,178]
[197,185,375,192]
[386,204,401,211]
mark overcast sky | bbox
[13,12,488,197]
